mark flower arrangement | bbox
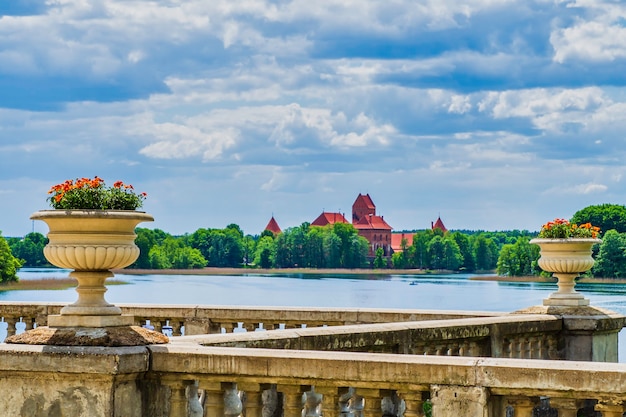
[537,218,600,239]
[47,176,147,210]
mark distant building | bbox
[391,233,415,252]
[264,216,282,234]
[311,211,349,226]
[351,194,392,256]
[432,216,448,233]
[264,195,447,259]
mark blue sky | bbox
[2,0,626,237]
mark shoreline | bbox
[6,268,626,291]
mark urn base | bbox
[48,314,135,328]
[543,292,590,307]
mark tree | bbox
[572,204,626,234]
[254,236,276,268]
[496,237,539,276]
[373,247,386,269]
[442,237,463,271]
[428,236,445,269]
[451,232,475,272]
[0,232,22,283]
[593,230,626,278]
[148,237,206,269]
[8,232,48,267]
[132,228,170,269]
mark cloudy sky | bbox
[1,0,625,237]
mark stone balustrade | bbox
[2,340,625,416]
[0,301,502,340]
[0,302,623,416]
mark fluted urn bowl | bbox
[530,238,601,306]
[31,210,154,326]
[33,210,153,270]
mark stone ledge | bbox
[5,325,169,347]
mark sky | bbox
[2,0,626,237]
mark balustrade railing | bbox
[148,342,626,417]
[0,301,501,341]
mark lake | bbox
[5,268,626,359]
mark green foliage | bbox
[131,228,170,269]
[254,236,276,268]
[148,237,207,269]
[271,223,368,269]
[572,204,626,234]
[496,237,540,276]
[593,230,626,278]
[373,247,385,268]
[8,232,48,267]
[0,232,22,283]
[187,227,244,268]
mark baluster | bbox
[506,396,538,417]
[338,387,355,417]
[164,379,197,417]
[151,319,163,333]
[24,317,35,331]
[279,384,305,417]
[358,388,381,417]
[381,390,405,417]
[550,398,582,417]
[351,393,365,417]
[595,400,625,417]
[240,382,262,417]
[397,390,424,417]
[5,318,17,337]
[221,322,236,333]
[171,321,183,336]
[264,322,277,331]
[303,387,323,417]
[224,382,243,417]
[316,386,338,417]
[528,336,539,359]
[502,338,511,357]
[465,341,477,356]
[187,380,203,417]
[262,384,279,417]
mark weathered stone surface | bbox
[5,325,169,346]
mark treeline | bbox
[6,203,626,278]
[5,223,531,272]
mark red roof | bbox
[311,212,349,226]
[432,216,448,233]
[352,214,392,230]
[391,233,415,251]
[353,193,375,210]
[264,216,282,234]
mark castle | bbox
[264,193,447,257]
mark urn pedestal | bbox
[31,210,153,328]
[530,238,601,307]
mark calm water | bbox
[5,268,626,359]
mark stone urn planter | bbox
[30,209,154,328]
[530,238,601,306]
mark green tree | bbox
[496,237,539,276]
[0,232,22,283]
[593,230,626,278]
[451,232,475,272]
[8,232,48,267]
[254,236,276,268]
[132,228,170,269]
[428,236,445,269]
[473,234,498,271]
[373,247,386,268]
[442,237,463,271]
[148,237,207,269]
[410,231,433,269]
[571,204,626,234]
